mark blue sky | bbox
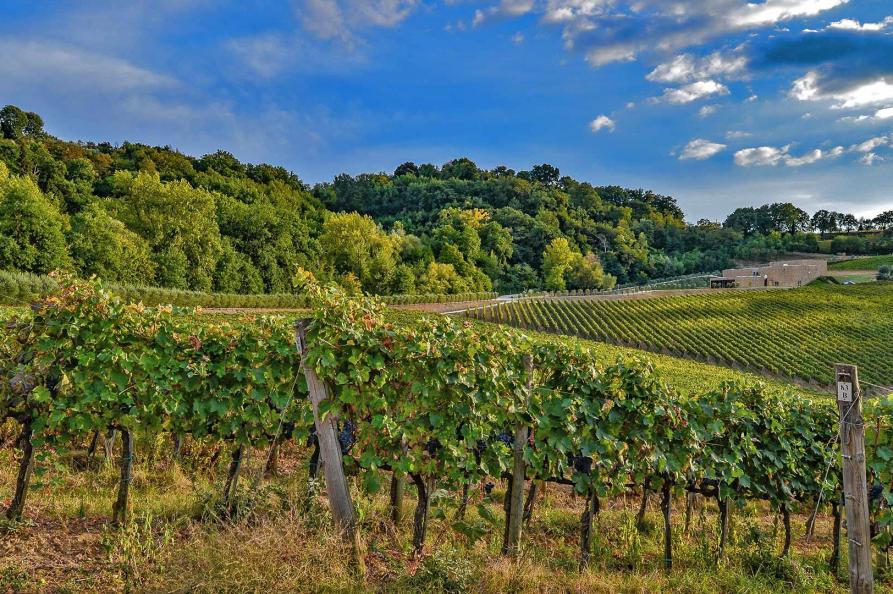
[1,1,892,220]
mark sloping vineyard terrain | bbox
[829,255,893,271]
[1,278,890,592]
[465,282,893,388]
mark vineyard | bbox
[0,269,495,309]
[466,282,893,389]
[829,255,893,271]
[1,277,892,591]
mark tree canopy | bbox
[0,104,890,296]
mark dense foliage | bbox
[0,269,494,309]
[467,282,893,388]
[8,276,893,574]
[4,105,890,298]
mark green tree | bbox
[318,212,398,294]
[68,204,156,285]
[0,172,70,273]
[108,172,223,291]
[542,238,575,290]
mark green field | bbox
[466,282,893,388]
[829,255,893,270]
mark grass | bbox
[0,433,861,593]
[466,282,893,390]
[829,255,893,271]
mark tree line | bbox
[1,105,890,297]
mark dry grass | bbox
[0,440,876,594]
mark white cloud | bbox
[826,16,893,31]
[850,135,889,153]
[227,34,292,78]
[726,130,752,139]
[660,80,729,104]
[512,32,525,44]
[861,153,884,165]
[875,107,893,120]
[679,138,727,160]
[296,0,418,47]
[699,105,718,117]
[730,0,849,29]
[589,114,615,132]
[735,135,887,168]
[532,0,849,69]
[735,145,789,166]
[792,71,893,108]
[785,148,824,166]
[0,39,175,93]
[647,51,748,84]
[473,0,534,26]
[733,144,835,167]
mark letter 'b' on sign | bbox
[837,381,853,402]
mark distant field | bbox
[466,282,893,388]
[829,254,893,270]
[390,310,821,399]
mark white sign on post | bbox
[837,381,853,403]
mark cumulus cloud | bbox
[733,144,841,167]
[531,0,849,69]
[850,135,890,153]
[473,0,534,27]
[735,133,887,167]
[824,16,893,32]
[679,138,727,160]
[730,0,849,29]
[659,80,730,104]
[734,145,790,166]
[792,71,893,108]
[647,51,748,84]
[699,105,718,117]
[589,114,615,132]
[785,148,824,166]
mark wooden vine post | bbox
[835,364,873,594]
[5,419,35,521]
[503,354,533,556]
[112,429,134,526]
[295,319,364,575]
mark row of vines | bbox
[2,276,893,578]
[467,282,893,388]
[0,269,495,309]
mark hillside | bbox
[466,282,893,389]
[3,105,891,302]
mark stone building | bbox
[709,259,827,289]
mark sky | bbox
[1,1,892,221]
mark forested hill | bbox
[0,105,889,297]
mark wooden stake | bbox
[5,419,34,521]
[295,320,358,533]
[504,354,533,556]
[112,429,133,527]
[835,363,874,594]
[661,479,673,570]
[390,474,405,524]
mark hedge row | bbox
[0,270,496,309]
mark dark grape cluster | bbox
[495,432,513,446]
[568,454,592,475]
[338,420,356,454]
